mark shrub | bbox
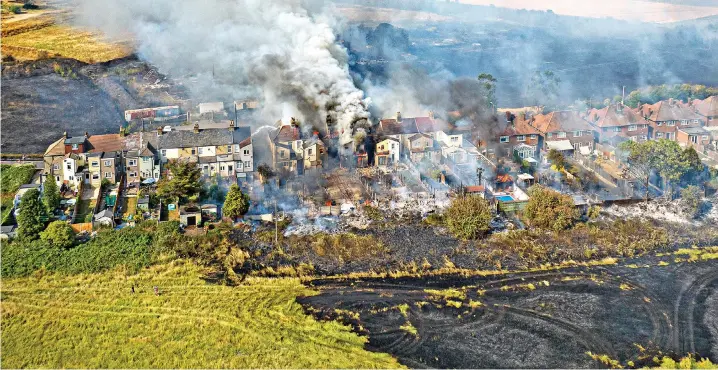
[523,185,579,231]
[444,195,492,239]
[16,188,47,240]
[223,184,250,220]
[40,221,75,249]
[680,185,703,219]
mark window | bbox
[53,164,59,171]
[56,176,60,182]
[198,148,204,155]
[308,148,313,155]
[530,135,537,139]
[391,143,396,150]
[628,124,637,131]
[451,136,459,142]
[92,173,100,180]
[573,131,582,137]
[244,161,250,168]
[103,160,111,166]
[161,150,166,156]
[557,132,567,138]
[237,161,243,169]
[681,120,687,125]
[547,132,554,138]
[128,159,137,166]
[191,148,196,155]
[500,136,509,143]
[227,145,232,153]
[243,149,250,156]
[72,144,79,150]
[516,135,525,142]
[613,127,622,132]
[69,176,74,181]
[656,132,664,138]
[66,164,72,170]
[129,172,137,178]
[657,121,663,126]
[667,121,675,126]
[105,172,112,178]
[693,119,700,124]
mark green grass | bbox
[0,164,36,224]
[0,261,403,368]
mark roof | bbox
[44,137,65,156]
[94,209,114,220]
[692,96,718,117]
[232,126,252,146]
[586,104,649,128]
[378,118,419,136]
[64,136,86,145]
[464,185,485,193]
[238,136,252,148]
[87,134,124,153]
[18,183,41,190]
[546,140,575,151]
[274,125,301,142]
[678,126,709,135]
[517,173,534,180]
[531,111,593,133]
[407,133,432,141]
[158,129,233,149]
[499,115,542,137]
[378,137,400,144]
[640,100,703,122]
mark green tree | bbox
[547,149,567,171]
[444,195,493,240]
[523,185,579,231]
[477,73,497,109]
[156,160,202,204]
[42,179,60,215]
[40,221,75,249]
[527,70,561,108]
[223,184,250,220]
[16,189,47,240]
[625,90,642,108]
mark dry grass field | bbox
[0,260,403,368]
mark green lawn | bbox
[0,164,37,224]
[0,261,402,368]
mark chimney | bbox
[229,120,235,131]
[84,132,89,139]
[396,111,402,122]
[193,123,200,134]
[156,126,163,136]
[290,117,298,127]
[63,131,68,139]
[428,111,435,119]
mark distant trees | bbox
[526,70,561,109]
[477,73,497,108]
[444,195,492,240]
[156,160,202,204]
[523,185,579,231]
[41,221,75,249]
[16,189,46,241]
[42,179,60,214]
[223,184,250,220]
[619,84,717,108]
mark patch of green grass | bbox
[0,164,36,223]
[0,261,403,368]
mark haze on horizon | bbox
[457,0,718,23]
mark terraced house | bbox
[157,121,253,180]
[528,111,597,155]
[44,132,125,189]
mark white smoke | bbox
[73,0,368,143]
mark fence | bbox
[70,223,93,233]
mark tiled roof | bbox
[158,129,233,149]
[499,115,542,136]
[378,118,419,135]
[586,104,649,128]
[274,125,301,142]
[531,111,593,133]
[87,134,124,153]
[464,185,485,193]
[692,96,718,117]
[639,100,703,122]
[407,133,432,141]
[44,137,65,156]
[232,126,252,146]
[495,174,513,183]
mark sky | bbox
[458,0,718,23]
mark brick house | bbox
[585,103,650,143]
[497,112,543,159]
[638,99,705,140]
[691,96,718,127]
[529,111,597,155]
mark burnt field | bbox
[300,255,718,368]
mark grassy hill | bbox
[0,260,403,368]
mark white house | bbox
[375,138,401,168]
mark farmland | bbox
[0,260,402,369]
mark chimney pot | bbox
[63,131,68,139]
[290,117,297,127]
[84,132,89,139]
[396,111,402,121]
[229,120,235,130]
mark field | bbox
[0,260,403,368]
[1,6,131,63]
[0,164,37,224]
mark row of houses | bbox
[44,121,254,190]
[495,96,718,162]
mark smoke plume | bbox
[73,0,368,144]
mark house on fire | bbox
[497,112,543,160]
[270,119,303,174]
[375,137,401,168]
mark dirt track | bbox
[301,256,718,368]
